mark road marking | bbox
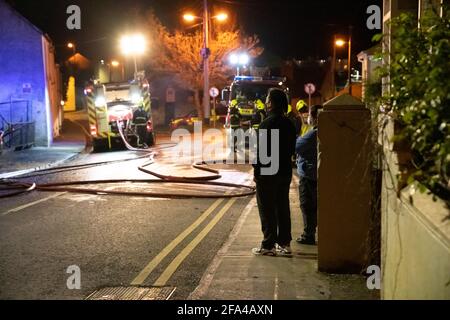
[131,169,252,286]
[1,192,67,216]
[188,197,256,299]
[130,198,224,285]
[153,197,237,286]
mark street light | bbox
[182,3,228,124]
[214,13,228,21]
[229,53,250,76]
[183,13,197,22]
[120,34,146,77]
[335,39,345,47]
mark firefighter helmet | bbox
[255,99,265,110]
[296,100,307,112]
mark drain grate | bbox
[85,286,176,300]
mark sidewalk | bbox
[190,175,380,300]
[0,115,88,179]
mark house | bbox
[357,44,382,100]
[0,0,63,147]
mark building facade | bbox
[0,0,62,147]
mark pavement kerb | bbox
[0,119,90,180]
[0,148,85,179]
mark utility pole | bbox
[348,26,353,96]
[202,0,210,125]
[331,35,336,97]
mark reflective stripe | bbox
[86,93,97,131]
[142,83,151,113]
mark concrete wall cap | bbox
[323,94,365,110]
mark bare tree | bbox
[144,11,263,117]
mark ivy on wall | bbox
[375,8,449,201]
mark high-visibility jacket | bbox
[229,105,241,128]
[251,109,266,129]
[300,123,313,137]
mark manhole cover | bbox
[85,286,176,300]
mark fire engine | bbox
[84,73,154,151]
[223,76,290,130]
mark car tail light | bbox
[90,125,97,136]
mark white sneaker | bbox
[276,244,292,256]
[252,247,276,256]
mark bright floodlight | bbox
[67,42,74,49]
[238,54,249,65]
[216,13,228,21]
[335,39,345,47]
[229,53,239,65]
[120,34,146,56]
[111,60,120,67]
[183,13,196,22]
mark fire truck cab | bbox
[223,76,289,130]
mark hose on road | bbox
[0,122,255,199]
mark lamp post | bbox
[332,37,344,96]
[202,0,210,125]
[347,26,353,96]
[120,34,146,79]
[67,42,77,74]
[183,6,228,124]
[332,36,352,96]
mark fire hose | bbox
[0,121,256,199]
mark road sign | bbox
[166,87,176,103]
[304,83,316,95]
[304,83,315,107]
[209,87,219,98]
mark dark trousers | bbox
[255,175,292,249]
[136,125,147,145]
[298,176,317,239]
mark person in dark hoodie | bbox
[252,88,297,256]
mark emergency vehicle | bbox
[85,73,154,151]
[223,76,290,130]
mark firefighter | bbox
[228,99,242,152]
[133,102,149,147]
[251,99,266,130]
[297,100,312,137]
[286,103,302,138]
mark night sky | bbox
[5,0,383,64]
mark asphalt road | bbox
[0,132,255,299]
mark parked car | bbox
[169,106,227,130]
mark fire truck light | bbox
[131,93,142,104]
[95,97,106,107]
[238,54,249,65]
[90,125,97,136]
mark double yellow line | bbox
[131,174,250,287]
